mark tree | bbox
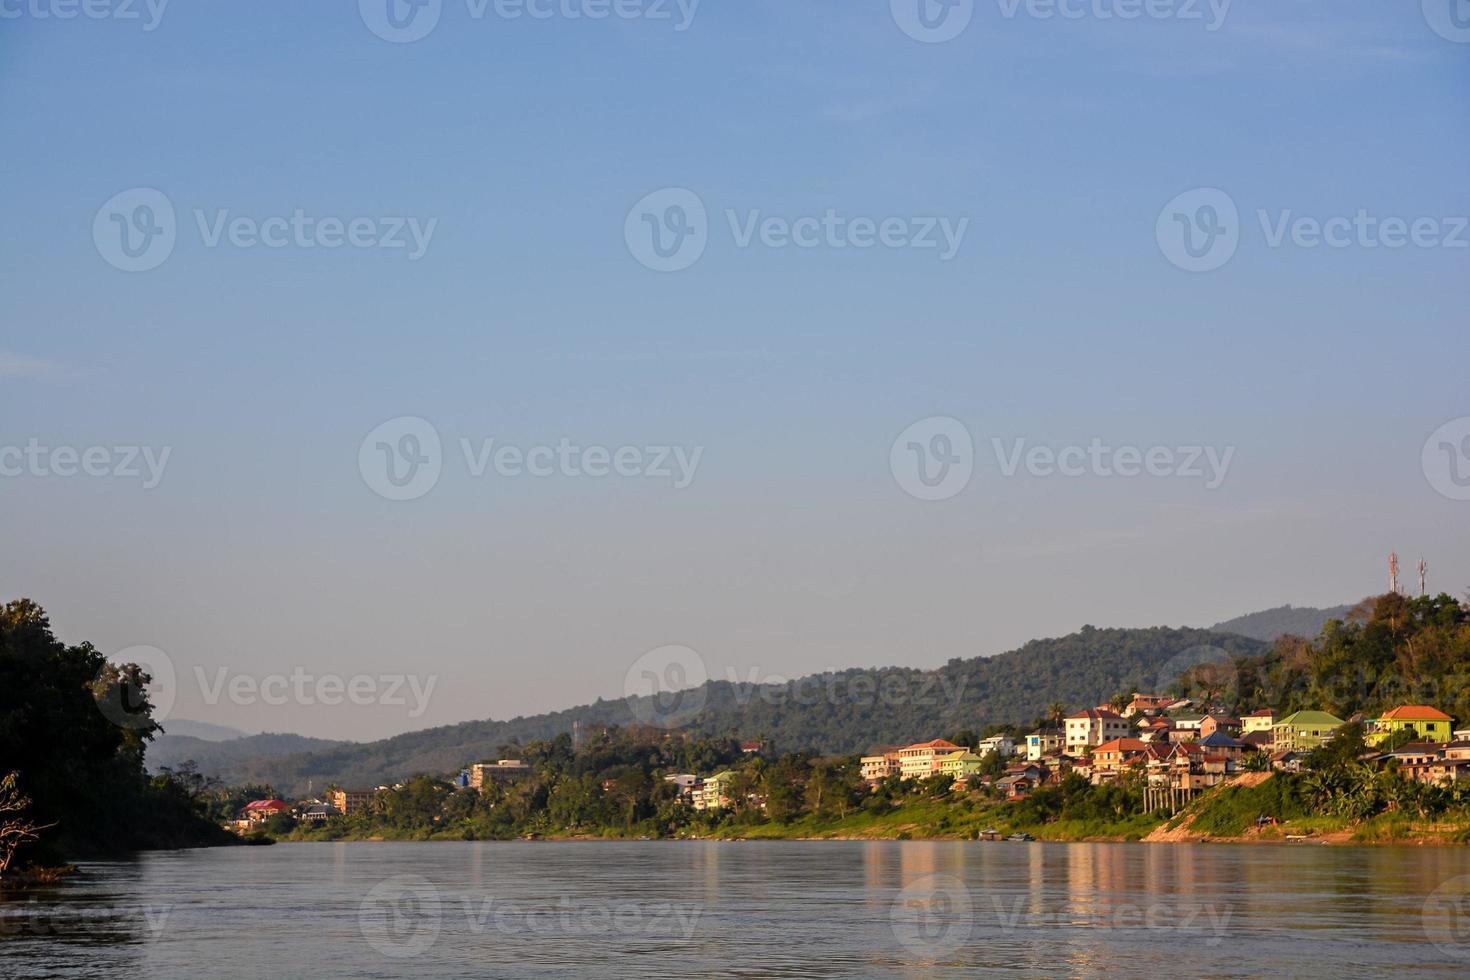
[0,772,52,878]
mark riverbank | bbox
[263,774,1470,847]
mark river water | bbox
[3,840,1469,977]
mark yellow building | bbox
[897,739,964,779]
[938,751,987,781]
[1242,709,1276,735]
[1368,705,1454,745]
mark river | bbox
[4,840,1469,977]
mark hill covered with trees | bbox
[177,625,1265,795]
[1181,592,1470,724]
[1210,602,1357,642]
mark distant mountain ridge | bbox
[155,625,1265,795]
[147,731,350,775]
[1210,602,1357,642]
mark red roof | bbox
[905,738,962,750]
[1068,708,1124,721]
[243,799,290,812]
[1379,705,1453,722]
[1095,738,1148,754]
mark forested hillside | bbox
[1211,602,1357,642]
[147,732,349,775]
[171,625,1265,795]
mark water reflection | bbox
[3,842,1467,978]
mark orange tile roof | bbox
[1095,738,1148,754]
[1379,705,1453,722]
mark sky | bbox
[2,1,1467,741]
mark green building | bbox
[1271,710,1345,751]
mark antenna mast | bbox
[1419,557,1427,598]
[1389,552,1400,595]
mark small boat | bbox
[1005,832,1035,842]
[978,828,1002,841]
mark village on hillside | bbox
[230,698,1470,834]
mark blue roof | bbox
[1199,731,1242,748]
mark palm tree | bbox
[1047,702,1067,730]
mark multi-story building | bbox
[693,771,734,811]
[938,751,987,783]
[1367,705,1455,745]
[1065,709,1130,755]
[1025,728,1064,761]
[1091,738,1149,773]
[327,789,375,817]
[897,739,965,779]
[859,751,902,784]
[1271,710,1345,751]
[977,734,1015,759]
[468,760,531,789]
[1242,709,1277,735]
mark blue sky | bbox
[2,1,1467,739]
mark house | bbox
[1065,709,1130,754]
[327,789,375,817]
[1271,710,1345,751]
[995,774,1034,799]
[664,774,700,800]
[1417,741,1470,786]
[298,802,339,824]
[1242,709,1277,734]
[977,734,1015,759]
[1199,715,1242,739]
[740,741,765,754]
[859,750,902,784]
[1169,713,1206,739]
[1138,717,1174,743]
[1025,728,1064,761]
[693,771,735,811]
[468,760,531,789]
[939,751,988,783]
[897,739,965,779]
[1124,693,1175,718]
[1240,730,1274,752]
[242,799,291,826]
[1367,705,1455,745]
[1091,738,1149,772]
[1197,730,1246,760]
[1270,749,1306,773]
